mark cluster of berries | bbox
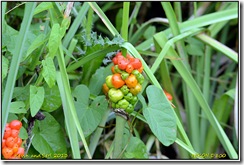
[103,52,144,114]
[2,120,24,159]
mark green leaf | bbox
[48,23,61,58]
[41,85,62,112]
[224,88,235,100]
[185,37,204,56]
[2,56,9,81]
[13,85,30,102]
[30,85,45,117]
[60,17,71,38]
[88,66,112,95]
[143,85,177,146]
[7,114,18,123]
[123,136,149,159]
[115,9,123,31]
[9,101,26,114]
[2,22,19,54]
[27,34,47,57]
[19,127,28,140]
[32,112,67,157]
[186,44,204,56]
[42,57,56,88]
[81,44,108,85]
[73,85,108,137]
[34,2,53,15]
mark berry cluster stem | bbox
[113,115,127,158]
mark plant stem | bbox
[84,109,110,158]
[121,2,130,56]
[113,115,127,158]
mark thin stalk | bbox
[173,2,182,22]
[2,2,7,21]
[199,45,212,151]
[128,2,142,39]
[64,38,78,66]
[84,109,110,158]
[56,45,91,159]
[2,2,36,137]
[113,115,127,158]
[113,2,130,158]
[121,2,130,56]
[195,33,238,62]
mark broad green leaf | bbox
[2,56,9,81]
[34,2,53,15]
[42,57,56,88]
[41,85,62,112]
[2,22,18,54]
[27,34,47,57]
[30,85,45,117]
[123,136,149,159]
[48,23,60,58]
[9,101,26,114]
[32,112,67,157]
[13,85,30,102]
[143,85,177,146]
[88,66,112,95]
[73,85,108,137]
[19,127,28,140]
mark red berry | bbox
[130,58,142,69]
[125,64,134,73]
[2,139,6,148]
[3,127,11,139]
[6,137,15,148]
[2,147,14,159]
[16,137,22,147]
[9,120,22,130]
[11,129,20,138]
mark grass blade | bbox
[89,2,119,36]
[56,45,92,159]
[2,2,37,137]
[56,72,80,159]
[62,2,89,48]
[195,33,238,62]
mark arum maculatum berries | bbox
[102,51,145,115]
[2,120,24,159]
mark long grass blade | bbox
[2,2,37,137]
[56,45,92,159]
[89,2,119,36]
[56,72,80,158]
[195,33,238,62]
